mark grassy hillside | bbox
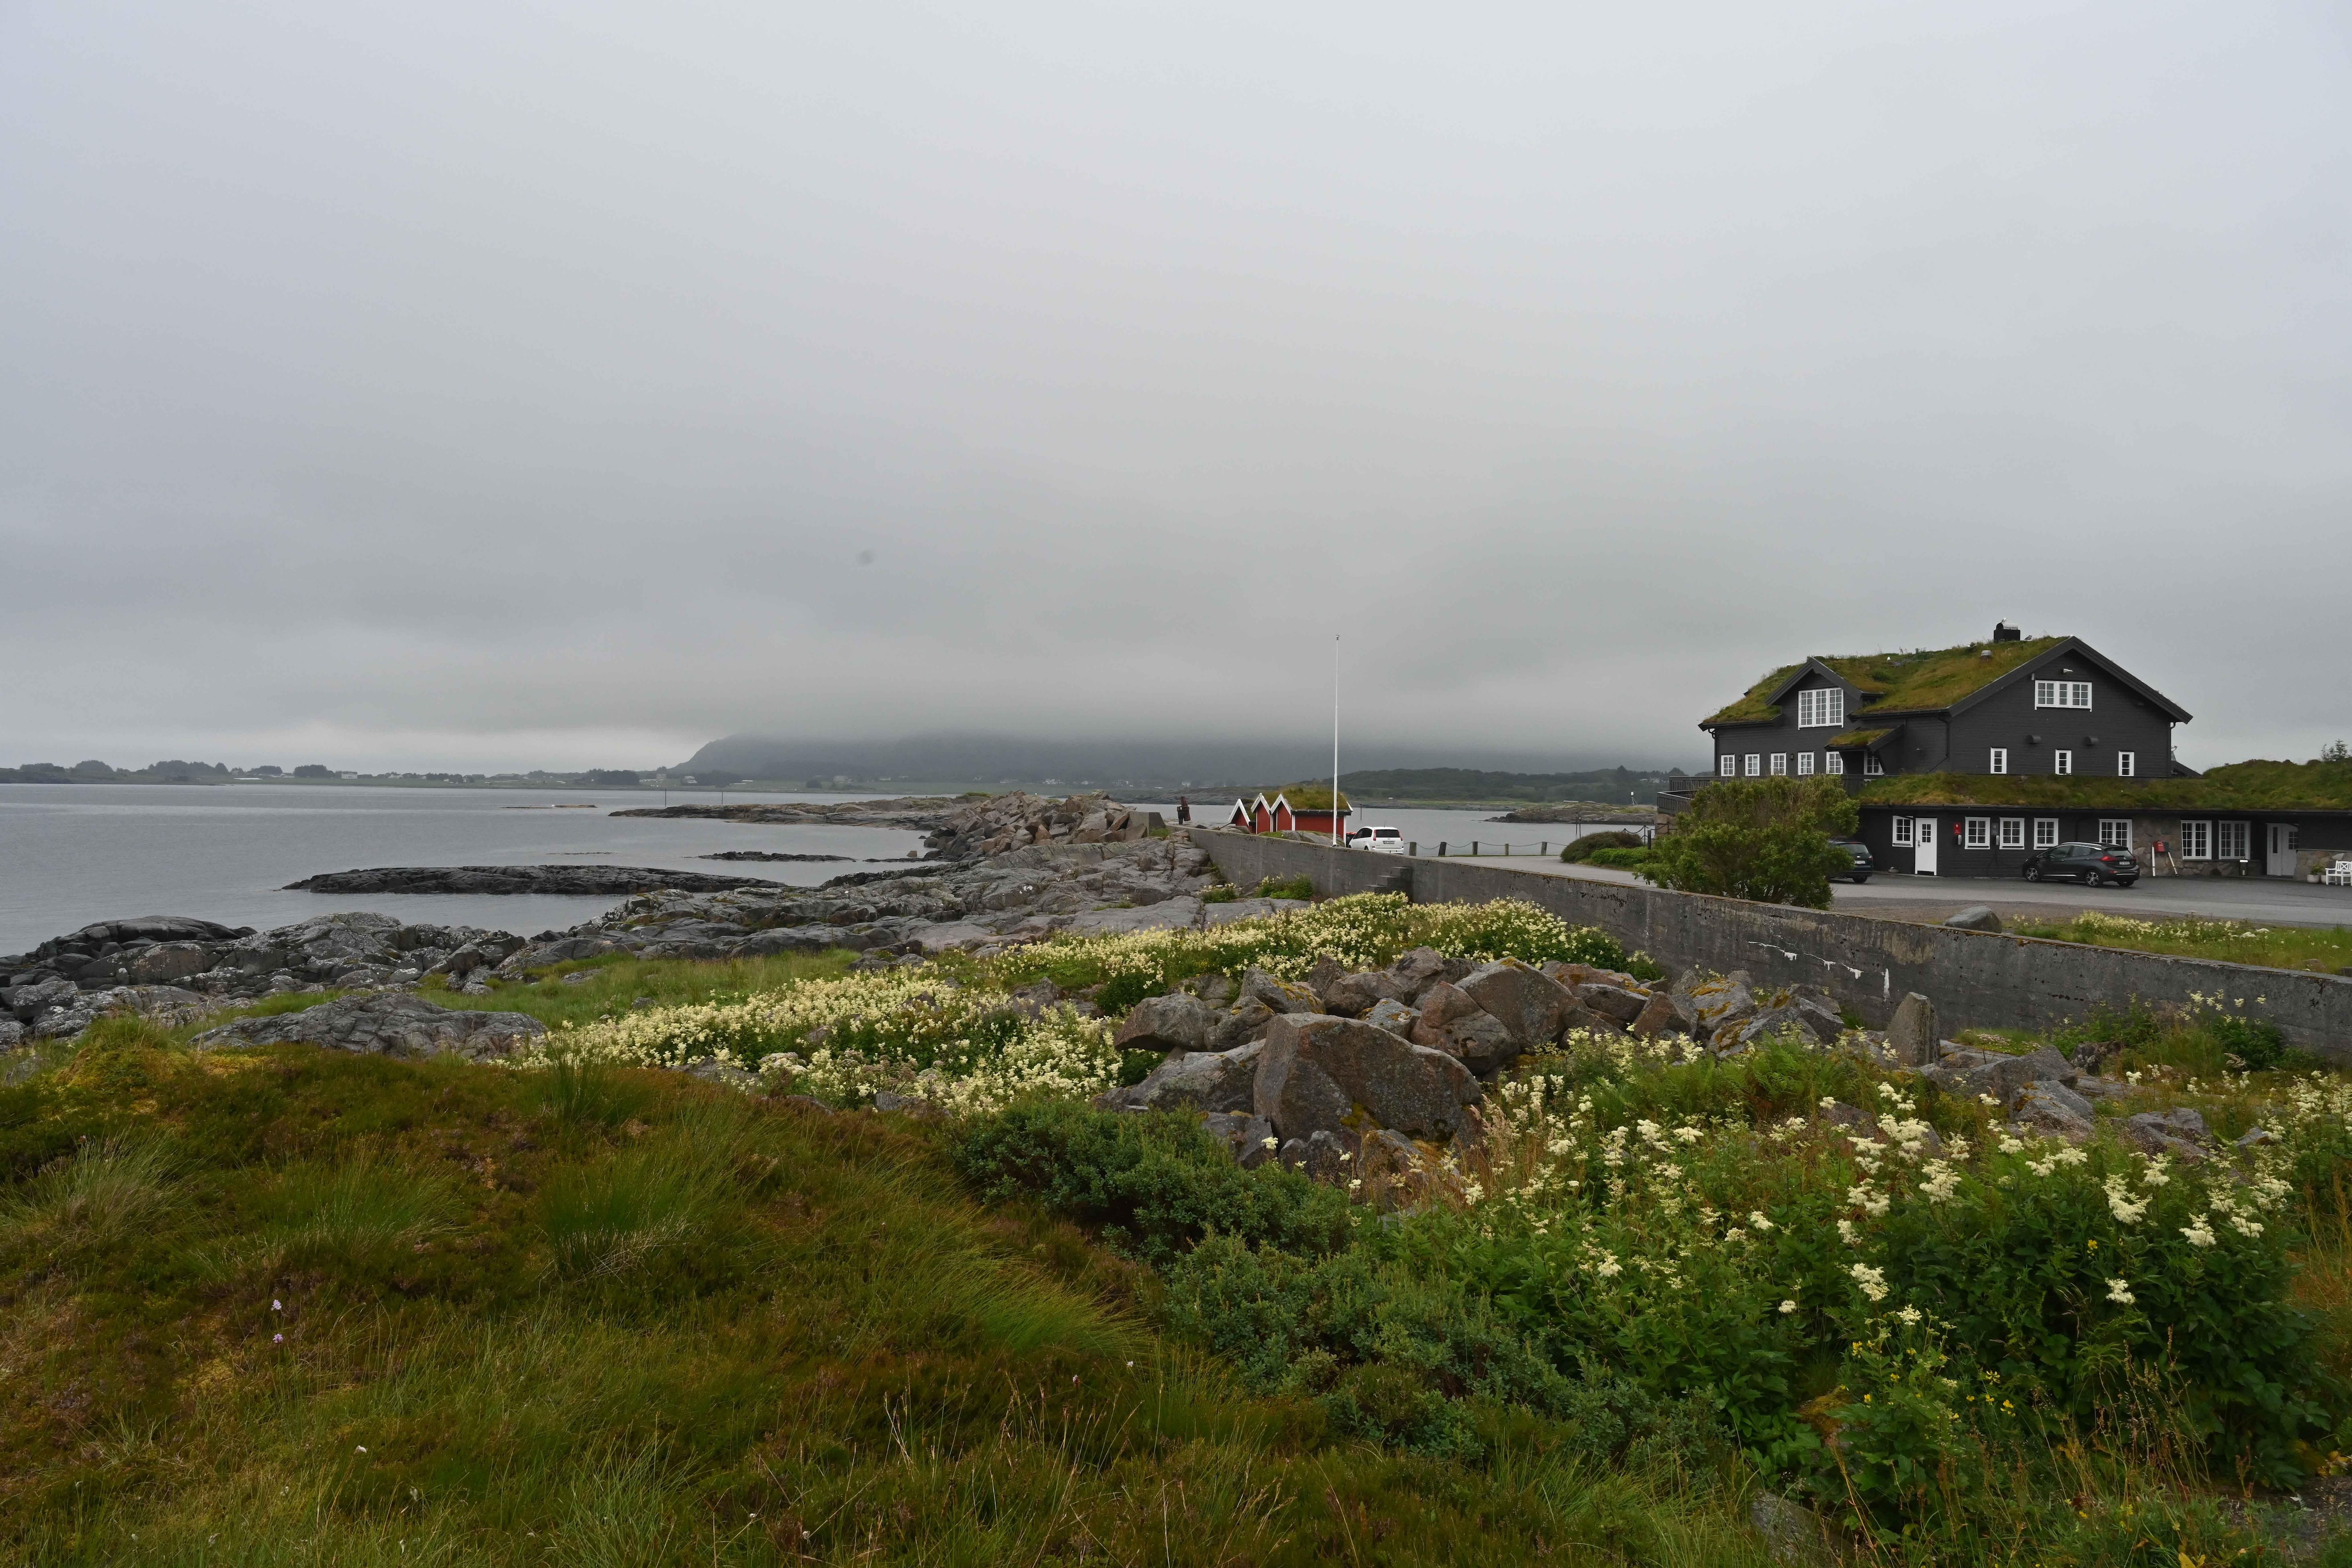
[9,897,2352,1563]
[0,1012,1759,1565]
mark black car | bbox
[1829,839,1875,883]
[2023,842,2140,887]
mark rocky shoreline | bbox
[1,828,1223,1043]
[1487,803,1659,824]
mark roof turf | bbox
[1705,636,2069,726]
[1259,783,1352,811]
[1856,760,2352,812]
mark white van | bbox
[1347,825,1406,854]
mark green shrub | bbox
[1559,830,1645,864]
[1254,875,1316,901]
[1642,777,1858,908]
[953,1103,1351,1268]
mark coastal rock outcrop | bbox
[191,994,546,1061]
[3,911,524,1008]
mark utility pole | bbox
[1331,635,1341,847]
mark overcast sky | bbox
[4,0,2346,773]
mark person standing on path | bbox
[1176,795,1191,825]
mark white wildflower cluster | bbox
[520,968,1121,1113]
[1018,893,1624,994]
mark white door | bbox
[1912,817,1939,876]
[2269,823,2298,877]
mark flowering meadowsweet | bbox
[1779,1299,1798,1315]
[1850,1264,1890,1303]
[1896,1305,1923,1326]
[2106,1278,2136,1305]
[2181,1217,2217,1248]
[2104,1177,2148,1225]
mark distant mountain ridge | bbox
[677,734,1702,791]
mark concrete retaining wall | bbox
[1190,828,2352,1058]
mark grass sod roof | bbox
[1856,759,2352,812]
[1825,728,1895,749]
[1259,783,1351,811]
[1704,636,2070,726]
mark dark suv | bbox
[1829,839,1875,883]
[2023,842,2140,887]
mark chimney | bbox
[1992,621,2021,643]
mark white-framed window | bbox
[1989,748,2009,775]
[2033,818,2059,848]
[1796,687,1846,728]
[2179,820,2211,860]
[1825,752,1845,776]
[1770,753,1788,776]
[1744,754,1761,777]
[1719,754,1737,778]
[1998,818,2025,848]
[2055,750,2074,775]
[2035,680,2093,709]
[2217,821,2249,861]
[1796,752,1815,776]
[1964,816,1990,849]
[2098,819,2132,849]
[2117,751,2136,778]
[1863,753,1884,777]
[1893,816,1915,846]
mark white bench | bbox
[2328,860,2352,888]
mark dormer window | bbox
[1796,687,1845,728]
[2034,680,2092,709]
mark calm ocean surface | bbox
[0,783,931,955]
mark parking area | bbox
[1439,853,2352,928]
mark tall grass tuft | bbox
[0,1135,180,1271]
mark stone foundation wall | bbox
[1189,828,2352,1059]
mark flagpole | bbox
[1331,635,1341,847]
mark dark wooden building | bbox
[1692,625,2352,880]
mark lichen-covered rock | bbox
[1362,998,1417,1037]
[192,994,545,1061]
[1254,1013,1479,1142]
[1239,968,1319,1015]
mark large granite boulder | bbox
[1239,968,1319,1015]
[1629,991,1696,1038]
[192,995,546,1062]
[2010,1081,2096,1143]
[1928,1045,2075,1106]
[1093,1042,1263,1114]
[1383,947,1461,1003]
[2122,1108,2209,1162]
[1113,993,1222,1056]
[1254,1013,1479,1142]
[1457,960,1577,1047]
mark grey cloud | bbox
[2,0,2346,772]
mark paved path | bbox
[1433,854,2352,928]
